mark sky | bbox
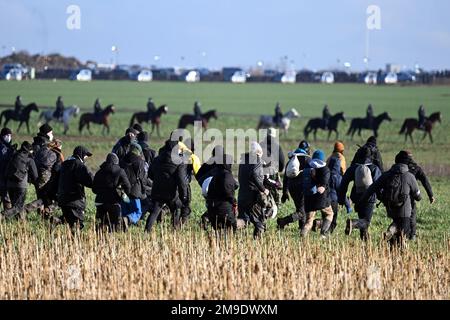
[0,0,449,71]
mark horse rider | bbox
[273,102,283,127]
[54,96,65,120]
[322,104,331,129]
[93,98,103,121]
[14,95,24,118]
[366,104,374,128]
[147,97,156,119]
[418,105,427,129]
[193,101,203,121]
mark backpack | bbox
[354,164,373,193]
[7,152,28,182]
[303,168,317,196]
[286,155,300,178]
[382,173,407,207]
[328,156,342,191]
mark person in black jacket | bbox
[57,146,94,229]
[339,146,382,241]
[145,140,188,232]
[1,141,38,220]
[54,96,65,120]
[147,98,156,117]
[93,98,103,121]
[366,104,374,128]
[112,127,138,161]
[238,142,269,238]
[0,127,15,210]
[322,104,331,129]
[301,150,334,237]
[418,105,426,129]
[352,136,384,172]
[14,95,24,118]
[205,154,238,231]
[358,151,421,247]
[119,143,148,227]
[406,152,435,240]
[93,153,131,232]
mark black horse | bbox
[129,105,169,137]
[304,112,346,141]
[0,103,39,134]
[178,110,218,129]
[347,112,392,140]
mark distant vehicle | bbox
[184,70,200,83]
[4,68,23,81]
[231,71,247,83]
[281,71,297,84]
[70,69,92,81]
[223,67,243,82]
[321,72,335,84]
[364,72,378,85]
[135,69,153,82]
[384,72,398,84]
[397,72,416,83]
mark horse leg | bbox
[88,122,92,135]
[17,121,23,133]
[335,129,339,140]
[157,124,161,138]
[327,130,332,141]
[313,129,317,142]
[26,120,30,134]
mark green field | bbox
[0,80,449,299]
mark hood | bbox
[391,163,409,174]
[33,134,49,146]
[310,159,326,169]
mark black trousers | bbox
[409,201,418,239]
[329,201,339,233]
[241,200,267,238]
[145,198,182,232]
[61,206,85,229]
[390,217,411,247]
[181,184,192,220]
[0,187,11,210]
[353,202,375,240]
[2,187,27,218]
[96,203,122,232]
[207,201,237,231]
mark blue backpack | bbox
[303,168,317,196]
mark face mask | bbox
[47,132,54,142]
[3,134,12,144]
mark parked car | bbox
[364,72,378,85]
[4,68,23,81]
[134,69,153,82]
[231,71,247,83]
[397,72,416,83]
[70,69,92,81]
[281,71,297,84]
[321,72,335,84]
[184,70,200,83]
[384,72,398,84]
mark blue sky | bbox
[0,0,449,70]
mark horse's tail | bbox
[79,115,84,133]
[399,120,408,134]
[304,121,311,137]
[129,113,137,128]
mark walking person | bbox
[338,146,382,241]
[301,150,334,238]
[112,127,139,161]
[358,151,422,247]
[93,153,131,232]
[1,141,38,220]
[57,146,94,230]
[237,142,270,238]
[0,128,15,210]
[145,140,189,233]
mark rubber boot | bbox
[277,215,294,230]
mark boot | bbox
[345,219,360,236]
[320,219,332,237]
[277,215,294,230]
[312,219,322,232]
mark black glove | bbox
[281,193,289,204]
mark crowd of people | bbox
[0,114,435,247]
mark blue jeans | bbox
[121,198,142,225]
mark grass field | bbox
[0,80,449,299]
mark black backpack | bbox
[382,172,407,207]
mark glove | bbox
[281,194,289,204]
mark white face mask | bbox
[3,134,12,144]
[47,132,54,142]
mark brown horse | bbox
[178,110,218,129]
[129,105,168,137]
[79,104,115,135]
[399,112,442,144]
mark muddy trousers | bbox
[349,202,375,241]
[302,206,334,236]
[96,203,122,232]
[388,217,411,248]
[241,201,267,239]
[1,187,27,219]
[61,206,85,230]
[0,187,11,211]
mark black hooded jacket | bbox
[150,141,188,203]
[120,152,147,199]
[207,164,238,205]
[93,160,131,204]
[57,155,94,208]
[238,153,265,208]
